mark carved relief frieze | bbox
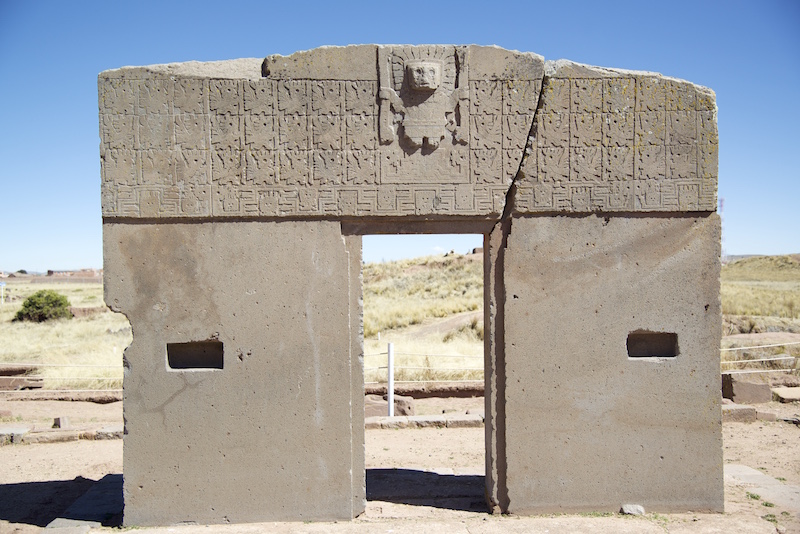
[515,70,716,213]
[99,46,715,218]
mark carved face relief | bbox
[406,60,441,92]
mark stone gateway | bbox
[99,45,722,526]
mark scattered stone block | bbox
[364,395,388,418]
[445,414,483,428]
[380,416,409,430]
[721,374,772,404]
[620,504,645,515]
[407,415,446,428]
[772,386,800,403]
[465,408,485,419]
[756,410,777,422]
[383,394,415,416]
[364,394,415,417]
[364,417,382,430]
[96,425,124,440]
[23,430,81,444]
[53,416,70,429]
[722,404,757,423]
[0,425,31,445]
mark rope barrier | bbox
[721,341,800,351]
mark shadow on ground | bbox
[2,471,483,527]
[0,474,122,528]
[367,468,488,512]
[0,477,96,527]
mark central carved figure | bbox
[379,46,467,151]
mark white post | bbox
[0,282,5,305]
[387,342,394,417]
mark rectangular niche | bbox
[167,341,224,370]
[627,331,678,359]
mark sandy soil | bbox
[1,398,799,533]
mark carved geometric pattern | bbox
[516,73,716,213]
[99,52,716,218]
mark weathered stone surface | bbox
[407,414,446,428]
[386,394,415,416]
[106,221,362,525]
[0,425,30,446]
[724,402,756,424]
[722,374,773,404]
[515,60,717,213]
[503,214,723,513]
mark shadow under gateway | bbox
[0,470,484,528]
[367,469,487,512]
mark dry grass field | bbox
[0,281,129,389]
[362,252,483,337]
[362,252,484,383]
[721,254,800,322]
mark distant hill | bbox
[721,254,800,282]
[363,252,482,337]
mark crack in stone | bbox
[499,71,548,223]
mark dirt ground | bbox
[1,397,799,533]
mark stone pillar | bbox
[104,220,363,525]
[501,214,723,513]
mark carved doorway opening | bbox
[355,229,491,513]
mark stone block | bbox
[53,416,70,429]
[406,415,446,428]
[620,504,645,515]
[100,46,715,221]
[105,221,362,525]
[503,214,723,513]
[380,417,409,429]
[722,404,757,423]
[756,410,777,422]
[364,417,382,430]
[445,414,484,428]
[96,425,124,440]
[721,374,773,404]
[384,394,415,416]
[0,425,30,445]
[772,386,800,403]
[364,394,415,417]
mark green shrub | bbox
[13,290,73,322]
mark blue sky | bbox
[0,1,797,270]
